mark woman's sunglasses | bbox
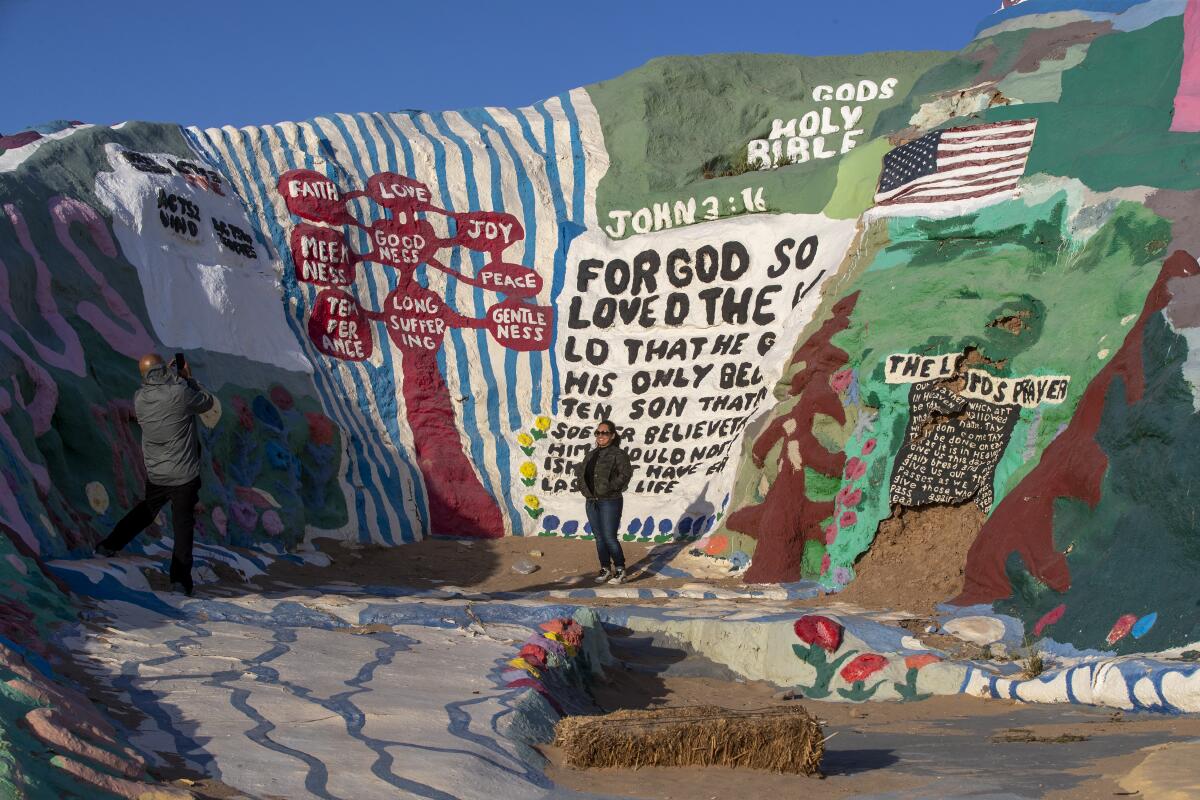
[594,430,613,437]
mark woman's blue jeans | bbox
[585,497,625,569]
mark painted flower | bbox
[534,416,551,432]
[821,553,831,574]
[844,457,866,481]
[266,440,293,470]
[861,438,877,456]
[305,412,335,446]
[231,395,254,431]
[517,432,534,448]
[840,653,888,683]
[830,369,853,393]
[230,501,258,531]
[85,482,110,514]
[198,395,223,429]
[835,486,863,508]
[261,510,284,536]
[839,510,858,529]
[793,615,844,653]
[833,566,851,585]
[823,523,838,545]
[1106,614,1138,645]
[524,495,540,511]
[519,462,537,480]
[269,385,294,411]
[904,653,941,671]
[211,506,228,537]
[703,534,729,556]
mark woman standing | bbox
[576,419,634,584]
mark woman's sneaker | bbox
[595,567,613,583]
[608,568,627,585]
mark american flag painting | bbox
[874,119,1037,208]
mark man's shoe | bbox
[95,544,118,558]
[595,567,612,583]
[607,568,627,585]
[169,581,193,597]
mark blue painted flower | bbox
[562,520,579,535]
[252,395,285,433]
[542,515,561,532]
[627,518,641,534]
[265,440,293,469]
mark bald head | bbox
[139,353,165,377]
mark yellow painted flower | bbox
[85,482,109,514]
[516,432,534,447]
[534,416,551,432]
[506,657,541,678]
[524,495,540,510]
[519,462,537,480]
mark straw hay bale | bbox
[553,705,823,775]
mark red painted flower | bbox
[830,369,853,393]
[861,438,877,456]
[1106,614,1138,645]
[269,385,294,411]
[518,644,547,668]
[844,457,866,480]
[1033,603,1067,636]
[823,523,838,545]
[793,615,844,652]
[305,412,335,446]
[839,510,858,528]
[840,653,888,683]
[231,395,254,431]
[904,653,941,671]
[821,553,831,574]
[703,534,729,556]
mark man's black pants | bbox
[99,477,200,591]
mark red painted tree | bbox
[278,169,553,538]
[725,293,859,582]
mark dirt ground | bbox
[253,535,748,596]
[542,663,1200,800]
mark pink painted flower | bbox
[1106,614,1138,645]
[861,438,877,456]
[839,510,858,529]
[841,653,888,683]
[821,553,831,574]
[824,524,838,545]
[836,486,863,508]
[844,457,866,481]
[269,385,294,411]
[305,412,335,446]
[793,615,844,652]
[261,510,284,536]
[905,653,941,671]
[1033,603,1067,636]
[830,369,853,393]
[211,506,228,537]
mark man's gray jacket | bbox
[135,365,215,486]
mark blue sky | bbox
[2,0,1000,133]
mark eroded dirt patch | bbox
[825,503,986,616]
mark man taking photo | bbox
[95,353,214,596]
